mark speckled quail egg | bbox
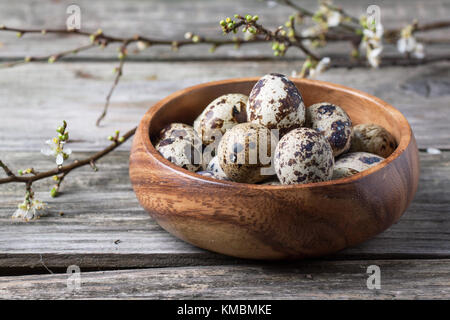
[155,123,202,172]
[158,123,198,143]
[218,122,275,183]
[274,128,334,185]
[248,73,306,136]
[196,170,230,181]
[332,152,384,180]
[349,123,397,158]
[206,155,228,180]
[193,93,248,146]
[306,102,352,157]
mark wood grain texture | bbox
[0,61,449,152]
[0,0,449,60]
[129,78,420,259]
[1,260,449,299]
[0,151,449,270]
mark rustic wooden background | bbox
[0,0,449,299]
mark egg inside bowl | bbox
[129,77,419,260]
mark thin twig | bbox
[96,42,128,126]
[0,43,96,68]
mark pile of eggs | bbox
[154,73,397,185]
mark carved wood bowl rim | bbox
[139,77,412,189]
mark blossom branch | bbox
[0,126,136,186]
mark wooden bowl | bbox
[129,78,420,260]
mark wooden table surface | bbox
[0,0,449,299]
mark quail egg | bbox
[274,127,334,185]
[218,122,275,183]
[248,73,306,136]
[158,123,198,142]
[155,123,202,172]
[349,123,397,158]
[332,152,384,180]
[306,102,352,157]
[193,93,248,146]
[206,155,228,180]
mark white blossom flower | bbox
[413,43,425,59]
[314,1,341,28]
[301,25,323,47]
[309,57,331,78]
[41,137,71,165]
[12,199,46,221]
[397,25,425,59]
[136,41,149,51]
[326,10,341,27]
[360,18,384,68]
[367,46,383,68]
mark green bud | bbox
[18,170,23,176]
[50,187,58,198]
[245,15,252,22]
[118,137,125,143]
[225,17,231,23]
[115,130,120,135]
[108,136,114,141]
[274,51,280,56]
[24,56,31,63]
[16,32,22,38]
[192,35,200,43]
[227,22,234,29]
[285,21,292,28]
[48,56,56,63]
[252,15,259,21]
[219,20,226,26]
[57,126,64,134]
[234,14,239,18]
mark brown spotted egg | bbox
[350,123,397,158]
[218,122,275,183]
[306,102,352,157]
[248,73,305,136]
[332,152,384,180]
[274,128,334,185]
[206,156,228,180]
[155,123,202,172]
[193,93,248,146]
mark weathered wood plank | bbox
[0,260,449,299]
[0,61,449,151]
[0,151,448,270]
[0,0,449,60]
